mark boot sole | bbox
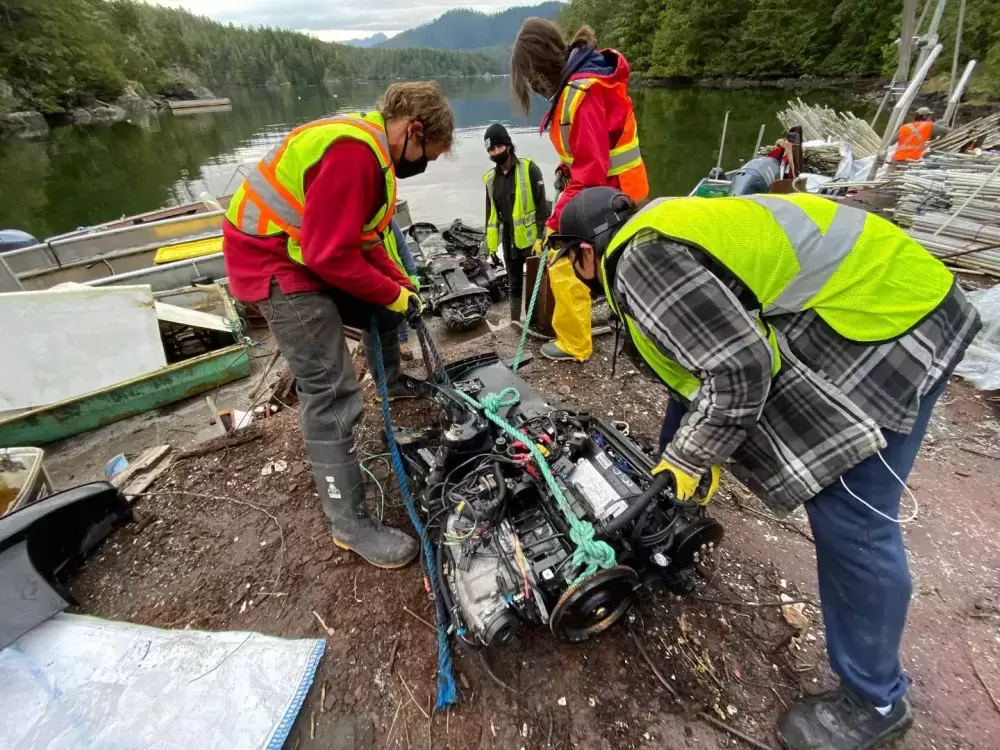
[332,539,417,569]
[541,350,578,362]
[777,717,913,750]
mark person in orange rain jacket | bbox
[892,107,951,162]
[511,18,648,362]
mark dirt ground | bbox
[63,321,1000,749]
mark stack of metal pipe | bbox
[777,99,882,158]
[894,152,1000,276]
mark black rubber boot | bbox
[777,686,913,750]
[365,336,417,401]
[510,295,522,322]
[307,438,418,569]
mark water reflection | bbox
[0,79,863,238]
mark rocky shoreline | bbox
[0,70,218,141]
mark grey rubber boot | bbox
[306,438,418,569]
[363,334,416,401]
[509,295,522,322]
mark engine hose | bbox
[472,461,507,519]
[436,524,471,645]
[597,473,672,535]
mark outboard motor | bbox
[426,257,491,331]
[727,156,780,197]
[0,229,38,254]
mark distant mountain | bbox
[380,3,563,51]
[343,32,389,48]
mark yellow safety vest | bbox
[483,158,539,253]
[602,194,954,398]
[224,111,402,272]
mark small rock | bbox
[727,705,738,716]
[557,696,567,706]
[557,384,571,396]
[1,110,48,139]
[780,593,810,632]
[588,696,596,707]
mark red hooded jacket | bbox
[542,48,637,232]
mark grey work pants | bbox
[257,282,401,443]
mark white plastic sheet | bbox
[954,284,1000,391]
[0,614,324,750]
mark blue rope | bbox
[368,320,457,711]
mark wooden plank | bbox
[111,445,172,489]
[0,345,250,447]
[154,300,231,332]
[123,457,174,501]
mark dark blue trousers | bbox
[659,383,944,707]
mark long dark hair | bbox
[510,19,597,115]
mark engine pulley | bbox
[549,566,639,644]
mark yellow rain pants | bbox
[548,257,592,361]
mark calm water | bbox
[0,80,860,239]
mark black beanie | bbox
[484,122,514,151]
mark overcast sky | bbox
[154,1,532,41]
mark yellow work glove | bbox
[532,238,544,256]
[652,458,720,504]
[387,286,423,316]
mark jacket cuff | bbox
[660,443,706,479]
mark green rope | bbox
[512,245,550,373]
[454,386,616,581]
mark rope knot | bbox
[481,386,520,413]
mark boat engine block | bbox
[397,356,724,648]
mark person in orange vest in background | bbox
[222,82,455,570]
[511,19,649,362]
[892,107,951,162]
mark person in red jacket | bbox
[223,82,455,569]
[511,19,649,362]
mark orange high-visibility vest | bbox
[549,77,649,201]
[893,120,934,162]
[224,111,400,268]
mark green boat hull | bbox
[0,345,250,447]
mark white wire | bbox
[838,452,919,525]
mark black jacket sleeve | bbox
[528,160,548,237]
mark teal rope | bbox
[454,386,616,581]
[512,245,550,372]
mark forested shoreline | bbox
[0,0,502,118]
[557,0,1000,95]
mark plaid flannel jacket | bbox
[614,230,981,513]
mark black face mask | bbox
[395,129,428,179]
[489,150,509,166]
[572,253,604,296]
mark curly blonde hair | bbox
[511,19,597,115]
[378,81,455,150]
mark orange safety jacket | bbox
[549,77,649,201]
[893,120,934,162]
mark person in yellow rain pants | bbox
[511,18,649,361]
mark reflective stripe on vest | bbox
[601,193,953,394]
[550,75,649,201]
[744,195,866,315]
[224,112,399,270]
[483,158,539,253]
[893,120,934,161]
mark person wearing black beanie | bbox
[483,122,548,322]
